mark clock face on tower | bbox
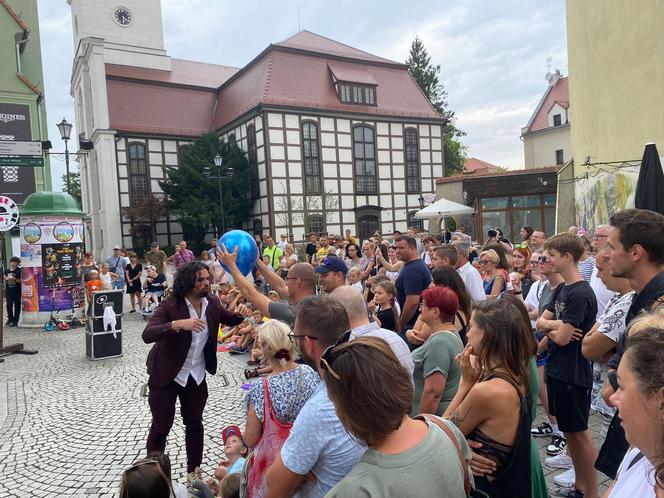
[113,6,133,26]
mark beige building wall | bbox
[567,0,664,176]
[523,125,571,168]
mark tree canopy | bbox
[159,133,253,251]
[406,36,468,176]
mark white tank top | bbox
[100,272,113,290]
[608,447,656,498]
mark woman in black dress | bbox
[125,252,143,312]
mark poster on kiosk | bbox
[20,216,85,326]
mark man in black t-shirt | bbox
[395,235,432,334]
[537,234,598,498]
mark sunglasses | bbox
[478,259,492,265]
[320,330,352,380]
[514,242,529,249]
[537,256,550,264]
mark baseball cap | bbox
[150,242,158,248]
[221,425,244,446]
[315,256,348,275]
[113,245,121,250]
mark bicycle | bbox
[44,285,86,331]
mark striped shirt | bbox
[578,256,596,283]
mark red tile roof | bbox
[105,31,441,137]
[107,78,218,136]
[275,31,401,65]
[328,63,377,85]
[211,49,441,130]
[106,59,238,89]
[462,157,501,174]
[523,77,569,134]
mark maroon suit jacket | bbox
[142,294,244,388]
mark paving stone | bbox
[0,294,248,497]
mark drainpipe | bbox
[15,32,30,73]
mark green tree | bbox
[62,171,82,207]
[406,36,468,176]
[159,133,253,251]
[122,193,168,250]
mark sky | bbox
[37,0,568,190]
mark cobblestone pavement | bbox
[1,294,613,497]
[0,296,253,498]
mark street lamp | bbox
[213,154,225,236]
[418,194,425,209]
[56,118,73,192]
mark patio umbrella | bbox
[414,197,474,232]
[414,197,474,219]
[635,142,664,215]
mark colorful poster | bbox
[575,169,638,231]
[21,266,40,313]
[41,243,84,288]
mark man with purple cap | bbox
[315,255,347,294]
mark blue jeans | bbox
[113,280,125,290]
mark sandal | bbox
[244,368,259,379]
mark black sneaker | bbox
[4,319,11,326]
[530,421,553,437]
[547,434,567,456]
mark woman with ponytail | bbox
[243,320,320,498]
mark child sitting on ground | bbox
[228,317,255,352]
[146,451,188,498]
[192,426,247,498]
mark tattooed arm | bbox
[442,382,493,436]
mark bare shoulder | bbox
[470,377,519,404]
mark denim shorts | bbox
[534,330,548,366]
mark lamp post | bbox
[213,154,225,236]
[56,118,73,192]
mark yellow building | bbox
[565,0,664,230]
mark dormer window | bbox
[328,64,378,106]
[338,83,376,105]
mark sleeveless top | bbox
[468,372,532,498]
[483,274,506,295]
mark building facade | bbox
[565,0,664,230]
[520,70,571,170]
[68,1,444,257]
[0,0,52,258]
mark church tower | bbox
[67,0,172,257]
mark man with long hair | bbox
[142,261,246,483]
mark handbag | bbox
[417,414,489,498]
[242,373,300,498]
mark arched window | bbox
[302,121,321,194]
[127,142,149,206]
[353,126,377,194]
[247,124,259,198]
[306,214,325,235]
[404,127,420,193]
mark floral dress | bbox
[246,365,320,423]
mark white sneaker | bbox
[553,467,576,487]
[545,451,573,469]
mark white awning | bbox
[414,197,474,219]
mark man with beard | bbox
[266,295,364,498]
[142,261,246,483]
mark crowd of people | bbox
[98,209,664,498]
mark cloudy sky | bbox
[37,0,567,189]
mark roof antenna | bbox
[297,5,301,31]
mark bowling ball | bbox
[218,230,259,276]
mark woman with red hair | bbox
[511,245,535,298]
[411,286,464,416]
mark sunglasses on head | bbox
[320,330,352,380]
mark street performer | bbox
[142,261,246,483]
